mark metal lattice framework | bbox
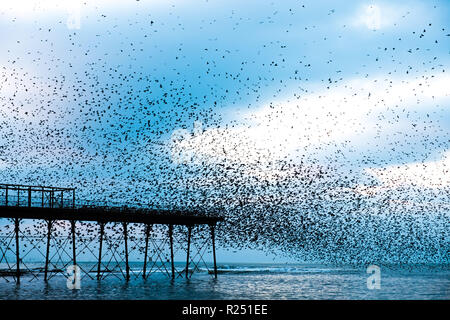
[0,184,223,283]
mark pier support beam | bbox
[44,220,52,281]
[71,220,76,266]
[186,225,192,278]
[123,222,130,281]
[97,222,104,280]
[142,224,151,279]
[14,218,20,283]
[210,224,217,279]
[28,187,31,207]
[169,224,175,279]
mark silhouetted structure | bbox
[0,183,223,283]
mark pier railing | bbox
[0,184,75,209]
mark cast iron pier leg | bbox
[28,187,31,207]
[169,224,175,279]
[210,224,217,279]
[71,220,76,266]
[14,218,20,283]
[143,224,151,279]
[186,225,192,279]
[44,220,52,281]
[123,222,130,281]
[97,222,104,280]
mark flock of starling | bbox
[0,1,448,265]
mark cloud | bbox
[170,72,450,168]
[365,151,450,189]
[0,158,7,169]
[350,2,418,31]
[0,0,80,18]
[358,4,382,30]
[0,0,168,18]
[0,65,71,122]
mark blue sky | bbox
[0,0,449,263]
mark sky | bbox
[0,0,449,263]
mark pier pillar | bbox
[28,187,31,207]
[123,222,130,281]
[44,220,52,281]
[186,225,192,278]
[142,224,151,279]
[97,222,104,280]
[210,224,217,279]
[71,220,76,266]
[169,224,175,279]
[14,218,20,283]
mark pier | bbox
[0,184,223,283]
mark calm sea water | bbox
[0,263,448,300]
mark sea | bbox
[0,262,448,300]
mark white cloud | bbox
[0,0,81,17]
[0,158,7,169]
[0,0,171,29]
[350,2,417,31]
[0,65,64,121]
[0,0,167,17]
[360,4,382,30]
[170,73,450,168]
[365,151,450,189]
